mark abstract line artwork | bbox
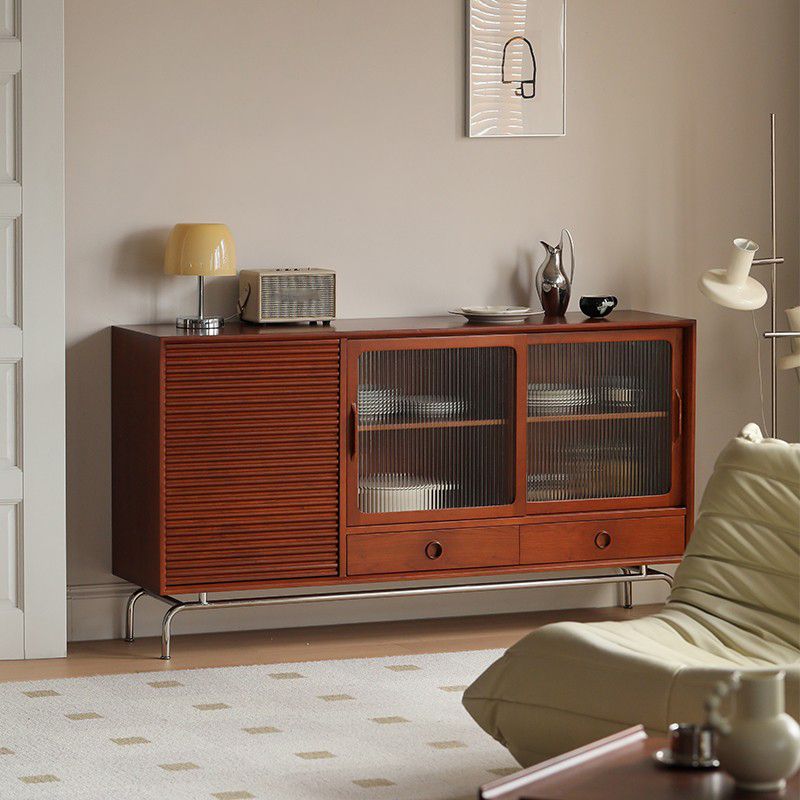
[501,37,536,98]
[468,0,566,137]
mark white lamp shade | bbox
[698,237,767,310]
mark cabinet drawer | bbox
[347,526,519,576]
[520,516,684,566]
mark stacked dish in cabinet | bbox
[359,475,456,513]
[358,385,468,424]
[527,378,646,417]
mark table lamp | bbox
[164,223,236,330]
[697,115,799,437]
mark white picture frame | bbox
[468,0,566,138]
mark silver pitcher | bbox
[535,228,575,317]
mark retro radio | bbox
[238,268,336,324]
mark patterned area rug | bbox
[0,649,517,800]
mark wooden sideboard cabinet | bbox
[112,312,695,657]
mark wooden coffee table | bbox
[478,726,799,800]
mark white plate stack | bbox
[359,475,456,513]
[601,377,643,409]
[358,388,468,422]
[528,384,593,415]
[358,385,402,421]
[405,394,466,420]
[527,473,570,501]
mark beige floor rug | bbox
[0,649,517,800]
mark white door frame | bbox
[0,0,65,659]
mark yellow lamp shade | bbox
[164,223,236,277]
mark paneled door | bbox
[346,336,521,525]
[525,329,684,514]
[0,1,65,660]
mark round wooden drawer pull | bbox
[594,531,612,550]
[425,541,444,560]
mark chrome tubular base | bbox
[174,276,225,331]
[123,567,674,660]
[619,567,640,609]
[123,588,145,642]
[175,315,224,330]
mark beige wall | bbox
[65,1,799,637]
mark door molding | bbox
[0,0,65,660]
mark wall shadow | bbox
[66,328,113,583]
[111,227,172,321]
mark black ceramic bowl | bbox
[580,295,618,319]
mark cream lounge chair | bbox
[463,424,800,766]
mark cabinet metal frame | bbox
[125,565,674,660]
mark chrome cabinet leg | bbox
[161,604,186,660]
[619,567,642,609]
[124,588,146,642]
[619,566,674,608]
[621,578,633,609]
[658,570,675,589]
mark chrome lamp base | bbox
[175,315,224,330]
[175,275,226,332]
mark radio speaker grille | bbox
[260,273,335,320]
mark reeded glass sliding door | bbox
[526,331,682,511]
[346,330,683,524]
[348,338,517,523]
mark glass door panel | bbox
[352,342,516,520]
[527,336,678,507]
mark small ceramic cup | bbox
[580,295,618,318]
[668,723,717,767]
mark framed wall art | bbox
[468,0,566,138]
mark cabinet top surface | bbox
[114,311,694,341]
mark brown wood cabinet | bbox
[112,312,695,598]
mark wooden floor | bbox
[0,604,657,683]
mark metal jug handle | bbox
[560,228,575,284]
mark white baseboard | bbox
[66,569,674,643]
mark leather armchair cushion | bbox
[463,425,800,766]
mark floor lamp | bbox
[698,114,799,439]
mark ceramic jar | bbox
[706,670,800,792]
